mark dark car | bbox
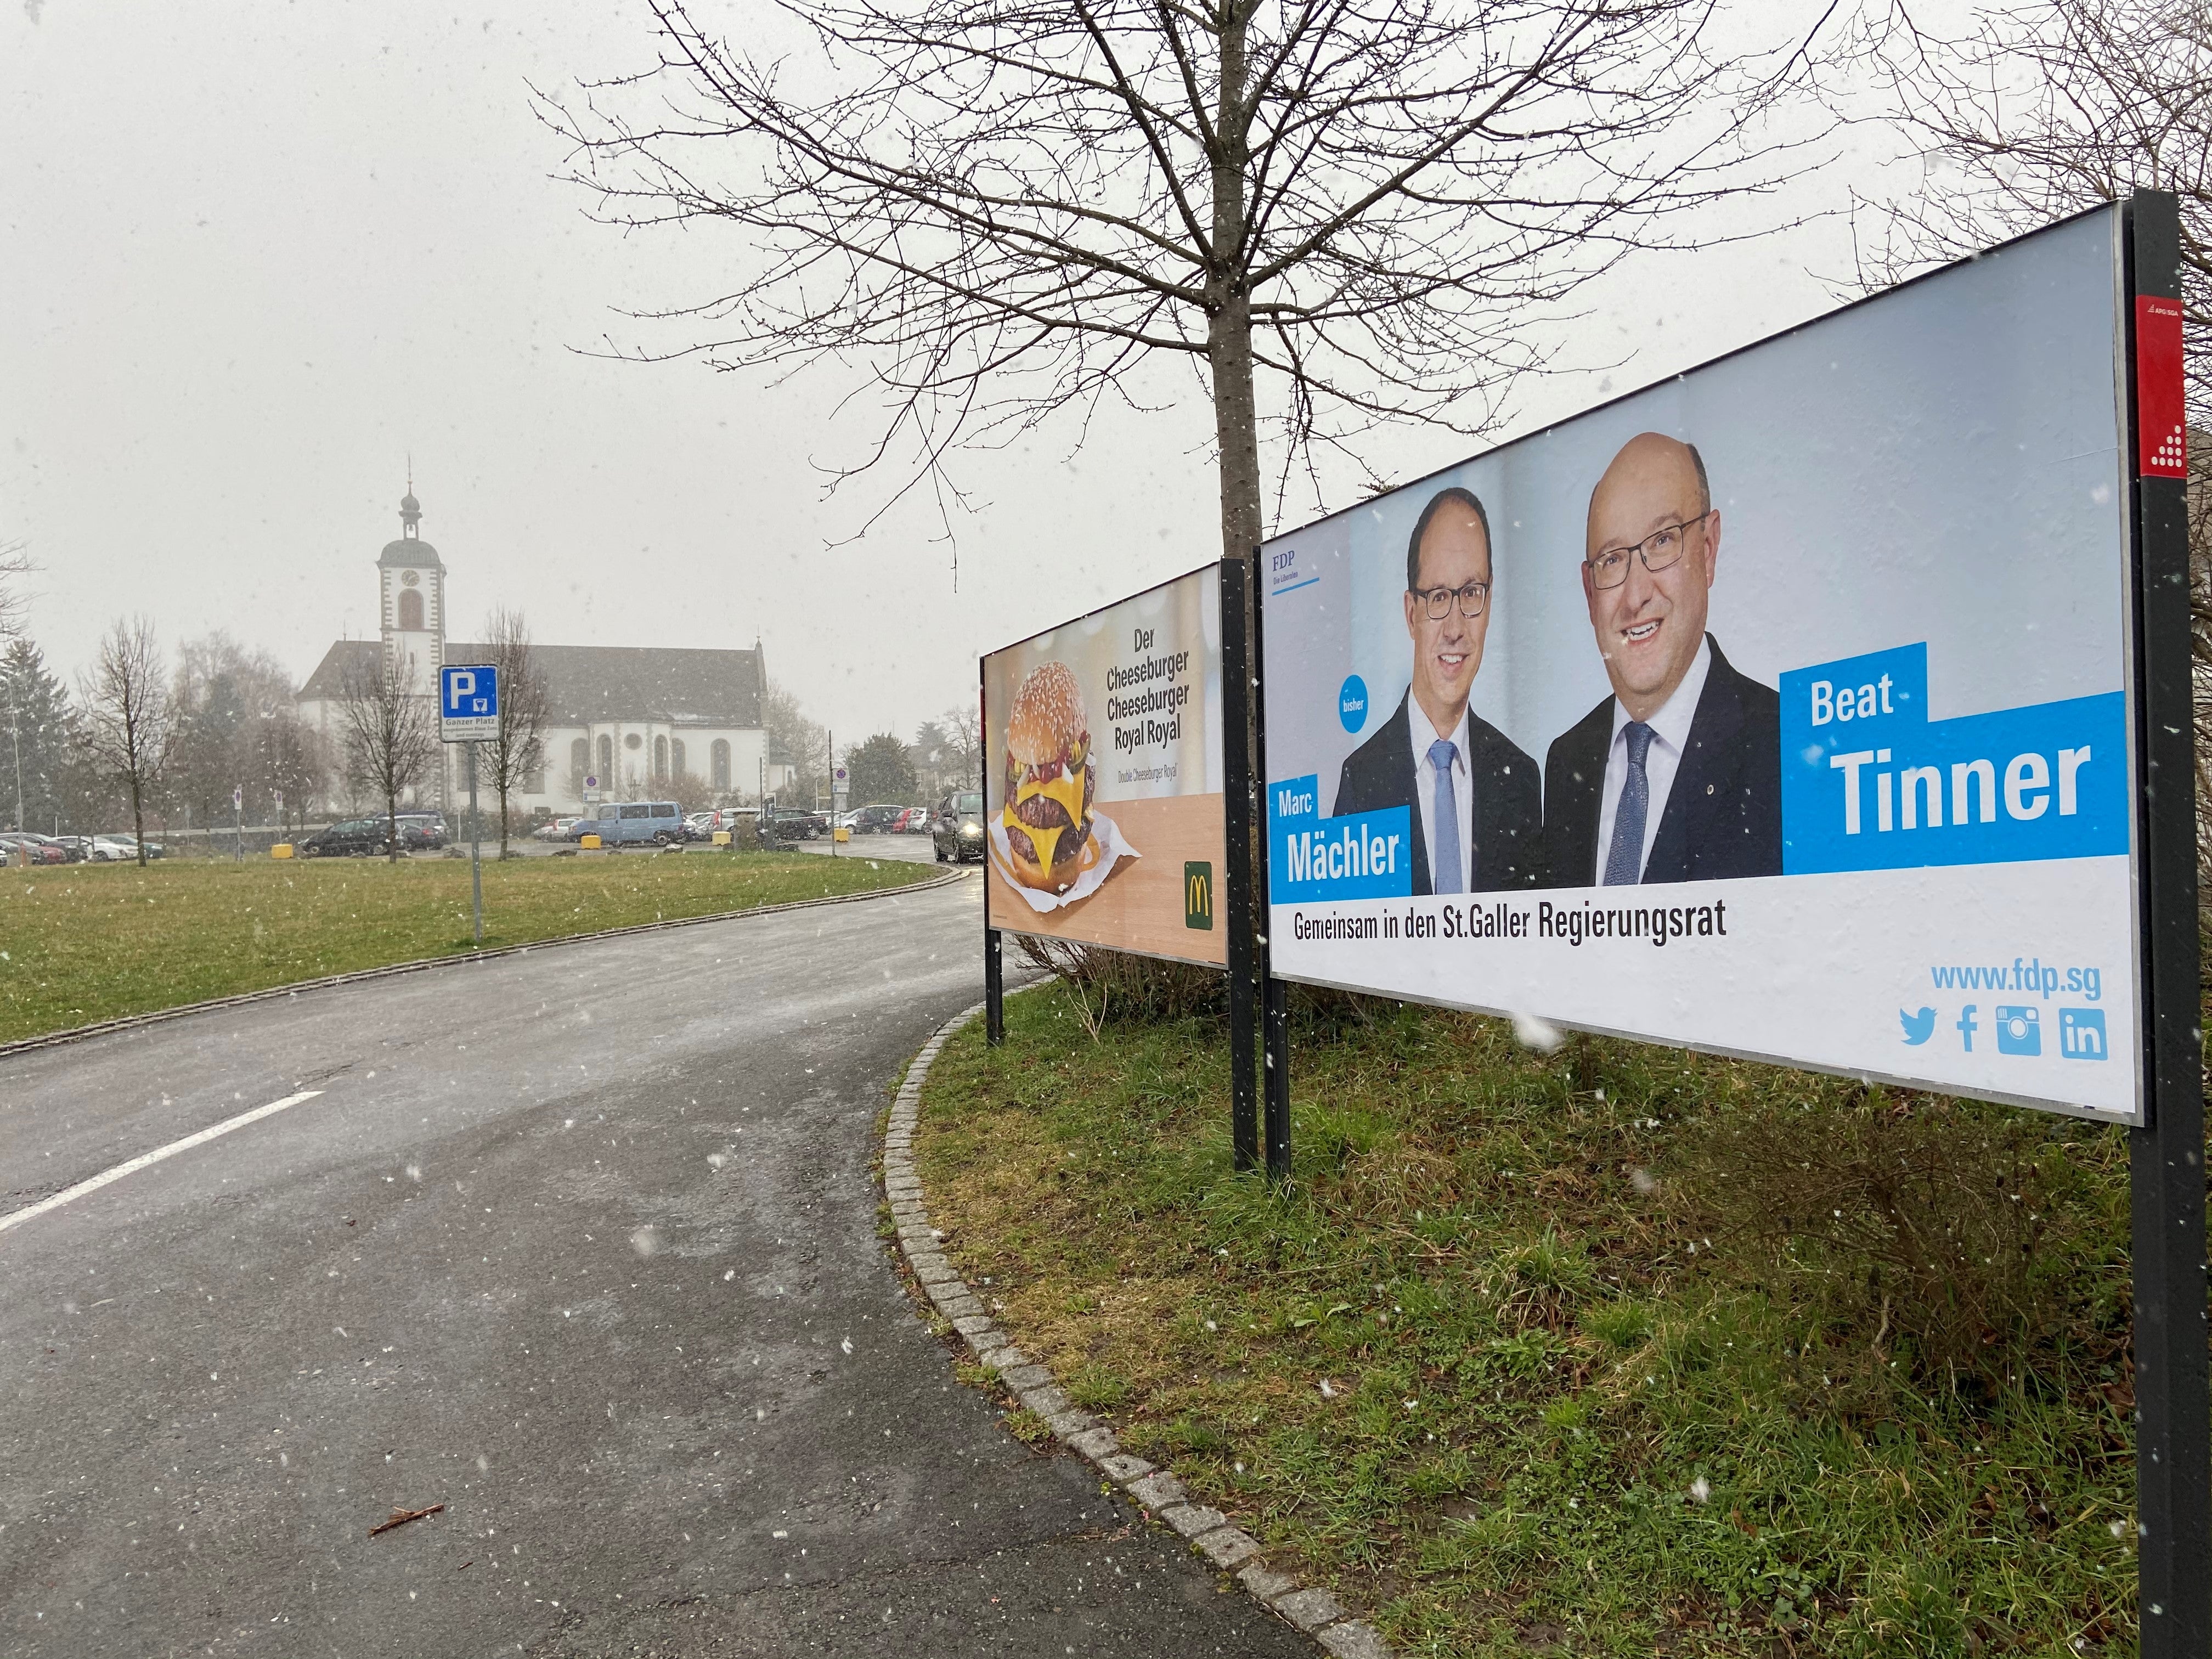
[394,813,447,850]
[848,803,907,835]
[296,817,393,858]
[50,836,95,862]
[932,792,988,864]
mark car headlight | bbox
[960,821,981,835]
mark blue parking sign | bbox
[440,663,500,742]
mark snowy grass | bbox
[912,984,2143,1657]
[0,849,935,1044]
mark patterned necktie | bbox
[1603,721,1655,886]
[1426,737,1462,894]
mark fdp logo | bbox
[1184,861,1214,930]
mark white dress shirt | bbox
[1593,637,1712,884]
[1407,697,1474,891]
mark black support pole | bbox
[982,657,1005,1047]
[1221,556,1259,1172]
[1250,544,1291,1183]
[2124,188,2207,1658]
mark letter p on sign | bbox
[439,664,499,741]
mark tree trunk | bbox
[1207,1,1261,569]
[129,769,146,867]
[386,794,400,864]
[498,784,510,861]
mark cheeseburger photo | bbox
[1002,661,1099,893]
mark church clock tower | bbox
[378,483,446,697]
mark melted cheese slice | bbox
[1005,766,1088,868]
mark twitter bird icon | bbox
[1899,1007,1936,1045]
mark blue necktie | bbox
[1603,721,1655,886]
[1426,737,1463,894]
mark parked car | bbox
[846,803,907,835]
[691,807,754,842]
[755,806,822,844]
[27,833,83,862]
[533,816,582,843]
[394,812,447,850]
[296,818,393,858]
[894,805,932,834]
[88,835,139,862]
[571,800,689,847]
[97,833,166,859]
[0,832,66,865]
[932,792,988,864]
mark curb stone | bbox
[2,865,968,1061]
[882,998,1398,1658]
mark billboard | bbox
[984,565,1227,966]
[1260,206,2142,1121]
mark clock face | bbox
[401,570,421,587]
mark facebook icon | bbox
[2058,1007,2108,1060]
[1955,1004,1978,1053]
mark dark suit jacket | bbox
[1333,691,1542,894]
[1539,635,1781,887]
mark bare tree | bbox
[337,649,438,864]
[479,607,551,859]
[0,540,32,641]
[538,0,1837,570]
[1855,0,2212,882]
[75,617,174,866]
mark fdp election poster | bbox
[1261,205,2144,1121]
[984,565,1227,967]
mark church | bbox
[295,489,789,817]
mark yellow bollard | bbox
[270,843,294,859]
[712,830,731,847]
[833,826,851,844]
[580,833,602,850]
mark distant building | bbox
[295,489,796,815]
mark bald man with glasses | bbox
[1332,485,1542,894]
[1539,432,1780,888]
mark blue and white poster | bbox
[1260,206,2141,1121]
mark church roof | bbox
[297,640,765,728]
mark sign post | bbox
[232,785,242,862]
[2123,188,2207,1658]
[440,664,499,949]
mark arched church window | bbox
[711,740,731,789]
[571,738,588,781]
[654,736,670,780]
[597,735,614,780]
[670,740,686,779]
[397,589,424,631]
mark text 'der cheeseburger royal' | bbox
[1002,661,1098,893]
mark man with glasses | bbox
[1332,485,1541,894]
[1539,432,1780,887]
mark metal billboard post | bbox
[1221,556,1259,1172]
[2124,188,2207,1657]
[1250,548,1291,1183]
[981,659,1005,1046]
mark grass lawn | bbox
[0,849,938,1045]
[913,984,2146,1657]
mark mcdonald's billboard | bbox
[983,564,1228,967]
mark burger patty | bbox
[1006,814,1089,872]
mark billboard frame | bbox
[1249,190,2203,1644]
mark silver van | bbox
[573,801,686,847]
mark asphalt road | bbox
[0,874,1305,1658]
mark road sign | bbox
[584,774,599,791]
[440,664,499,742]
[232,786,242,809]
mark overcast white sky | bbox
[1,1,1909,744]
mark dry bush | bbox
[1671,1090,2111,1386]
[1011,936,1223,1033]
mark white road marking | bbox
[0,1090,324,1235]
